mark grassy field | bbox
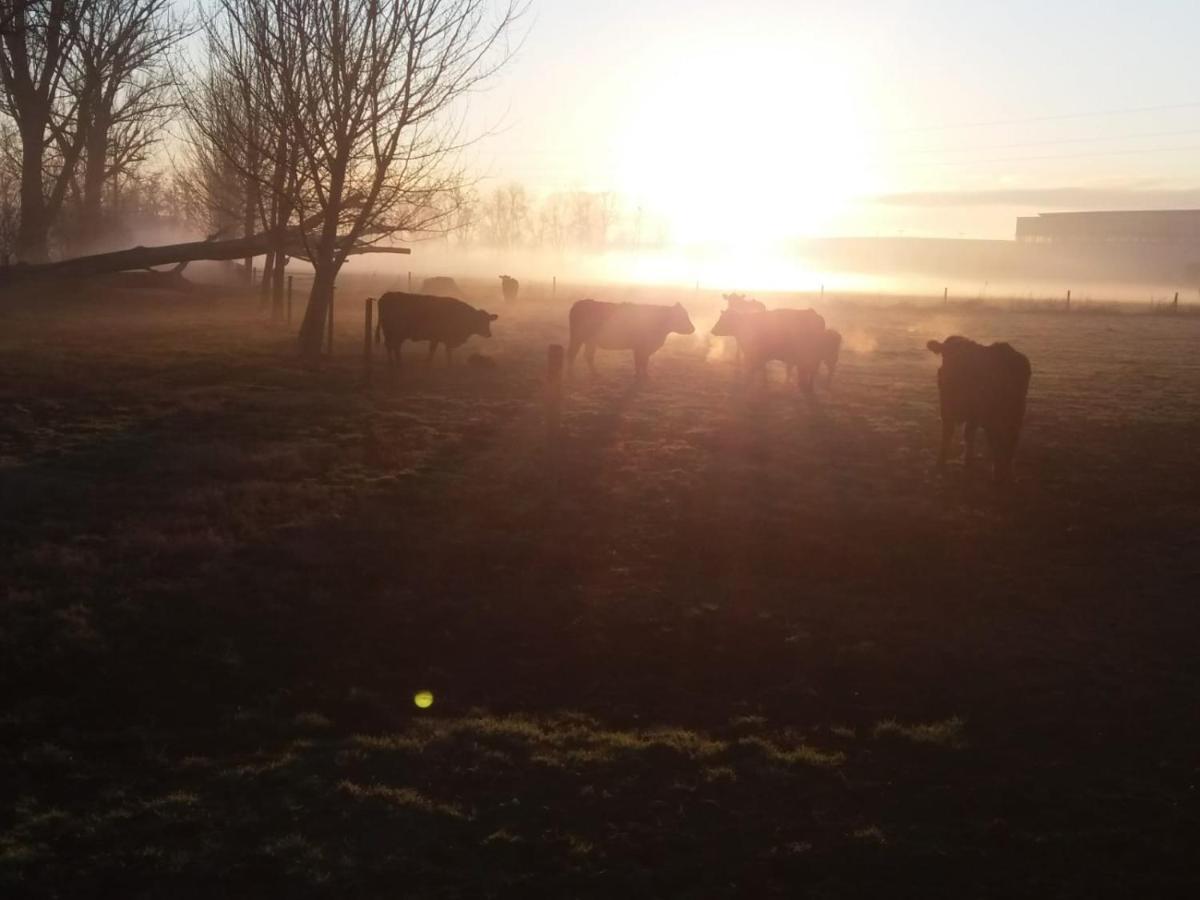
[2,281,1200,897]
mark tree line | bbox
[0,0,522,360]
[446,182,671,253]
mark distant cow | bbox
[712,307,826,393]
[421,276,462,298]
[568,299,696,379]
[927,336,1031,483]
[722,292,766,315]
[374,292,498,367]
[500,275,519,303]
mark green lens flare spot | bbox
[413,691,434,709]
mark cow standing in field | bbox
[788,327,842,388]
[500,275,520,303]
[722,293,767,365]
[712,307,826,393]
[568,299,696,380]
[421,276,462,298]
[374,292,498,368]
[927,336,1031,483]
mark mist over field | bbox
[4,0,1200,897]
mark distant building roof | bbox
[1016,209,1200,243]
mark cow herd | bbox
[371,285,1033,483]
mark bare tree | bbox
[0,0,82,261]
[221,0,524,361]
[67,0,185,253]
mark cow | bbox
[567,299,696,380]
[788,328,842,388]
[721,293,767,365]
[722,292,766,315]
[820,328,842,388]
[712,307,826,393]
[926,336,1031,483]
[500,275,520,303]
[421,276,462,298]
[373,292,498,368]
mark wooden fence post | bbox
[364,296,374,386]
[1066,289,1071,311]
[287,275,293,325]
[327,287,335,355]
[943,287,948,305]
[1173,291,1180,311]
[407,271,412,291]
[552,276,557,302]
[546,344,564,436]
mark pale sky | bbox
[465,0,1200,241]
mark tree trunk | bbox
[259,250,275,308]
[299,266,335,361]
[270,250,287,322]
[80,111,111,252]
[16,122,49,263]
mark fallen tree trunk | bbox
[0,231,410,286]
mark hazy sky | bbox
[466,1,1200,241]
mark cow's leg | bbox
[938,418,956,468]
[988,427,1015,484]
[964,421,979,466]
[584,342,597,375]
[567,336,582,373]
[390,339,403,369]
[634,348,650,381]
[426,341,439,365]
[445,343,454,366]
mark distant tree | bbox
[66,0,184,253]
[482,182,529,249]
[210,0,525,361]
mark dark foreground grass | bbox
[2,286,1200,897]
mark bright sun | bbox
[614,35,875,246]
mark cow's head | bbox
[927,336,975,360]
[475,310,500,337]
[669,302,696,335]
[711,309,742,337]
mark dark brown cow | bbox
[374,292,497,367]
[927,335,1031,483]
[500,275,519,303]
[421,276,462,298]
[712,307,826,393]
[568,299,695,380]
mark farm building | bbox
[1015,209,1200,244]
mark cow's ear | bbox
[489,313,499,321]
[927,340,943,355]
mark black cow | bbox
[927,336,1032,483]
[374,292,498,367]
[568,299,695,380]
[500,275,520,303]
[421,276,462,298]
